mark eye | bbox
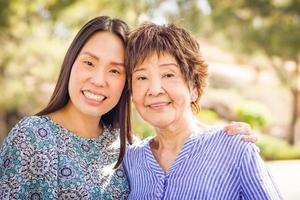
[110,69,121,74]
[163,73,175,78]
[83,60,94,67]
[136,76,147,81]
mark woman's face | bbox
[131,53,195,129]
[68,31,126,118]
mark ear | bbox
[190,87,198,102]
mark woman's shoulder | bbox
[125,137,152,160]
[0,116,59,197]
[127,136,151,151]
[189,126,260,168]
[12,115,55,133]
[123,137,151,169]
[200,126,258,155]
[2,115,58,149]
[11,115,52,130]
[204,126,243,143]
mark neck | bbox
[150,115,204,173]
[48,102,102,138]
[152,116,203,152]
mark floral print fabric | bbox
[0,115,129,200]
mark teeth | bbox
[83,91,105,101]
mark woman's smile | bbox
[82,90,107,106]
[147,101,171,110]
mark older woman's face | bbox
[131,53,195,129]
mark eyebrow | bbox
[111,62,125,67]
[133,67,147,73]
[80,51,124,66]
[159,63,178,68]
[80,52,99,60]
[133,62,178,73]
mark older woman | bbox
[123,23,282,199]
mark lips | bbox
[82,90,107,102]
[147,102,170,109]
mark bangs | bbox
[129,25,179,70]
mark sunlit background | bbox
[0,0,299,199]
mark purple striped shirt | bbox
[123,128,282,200]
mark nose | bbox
[147,77,165,96]
[90,67,107,87]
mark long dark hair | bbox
[37,16,133,168]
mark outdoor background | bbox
[0,0,299,199]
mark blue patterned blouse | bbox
[0,115,129,200]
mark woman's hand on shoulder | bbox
[223,121,258,143]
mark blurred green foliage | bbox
[234,101,272,130]
[196,109,220,125]
[208,0,300,61]
[258,134,300,160]
[131,106,155,139]
[208,0,300,144]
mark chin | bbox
[147,119,173,129]
[79,107,107,118]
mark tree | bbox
[207,0,300,144]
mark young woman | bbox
[124,22,282,199]
[1,16,255,199]
[0,16,131,199]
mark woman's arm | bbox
[239,143,283,199]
